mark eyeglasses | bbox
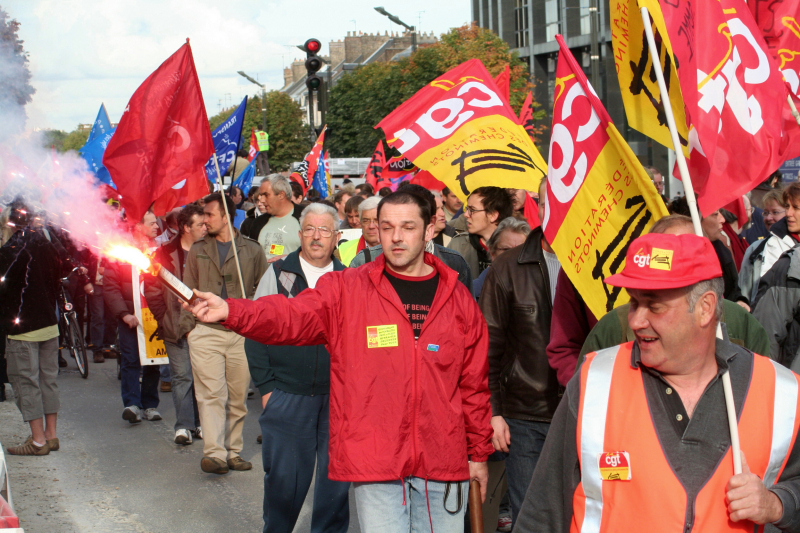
[465,206,487,216]
[764,210,786,217]
[302,226,334,237]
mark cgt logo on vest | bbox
[631,247,674,271]
[598,451,632,481]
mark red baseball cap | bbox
[604,233,722,290]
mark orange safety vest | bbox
[572,342,800,533]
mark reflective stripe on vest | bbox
[578,345,620,533]
[765,359,799,488]
[574,343,800,533]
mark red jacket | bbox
[223,252,493,482]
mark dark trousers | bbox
[88,287,113,349]
[117,319,160,410]
[259,389,350,533]
[505,418,550,524]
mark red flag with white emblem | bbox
[659,0,800,215]
[104,41,214,222]
[748,0,800,98]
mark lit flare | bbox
[104,243,152,272]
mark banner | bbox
[612,0,691,155]
[205,96,247,181]
[248,129,259,161]
[104,41,214,222]
[80,104,116,188]
[749,0,800,96]
[544,35,669,317]
[290,126,327,195]
[377,59,548,202]
[132,267,168,366]
[660,0,800,215]
[517,91,537,140]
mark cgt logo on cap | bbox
[632,247,673,271]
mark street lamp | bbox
[237,70,270,175]
[374,6,416,54]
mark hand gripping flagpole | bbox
[640,6,743,475]
[213,156,246,299]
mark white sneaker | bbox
[174,429,192,445]
[122,406,142,424]
[142,408,162,421]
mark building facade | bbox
[472,0,672,185]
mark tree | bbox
[62,128,90,152]
[0,6,35,140]
[326,23,546,158]
[41,129,68,151]
[208,91,308,172]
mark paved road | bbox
[0,356,360,533]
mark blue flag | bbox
[312,150,331,198]
[206,96,248,180]
[80,104,116,188]
[87,104,113,143]
[231,157,258,195]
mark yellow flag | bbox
[545,37,669,317]
[611,0,690,155]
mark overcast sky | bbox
[4,0,470,132]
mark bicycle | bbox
[58,270,89,378]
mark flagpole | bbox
[213,156,246,298]
[640,5,742,475]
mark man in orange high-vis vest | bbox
[515,233,800,533]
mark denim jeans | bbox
[88,286,117,349]
[504,418,550,524]
[259,389,349,533]
[117,320,160,410]
[165,339,199,431]
[354,476,467,533]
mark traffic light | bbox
[304,38,323,92]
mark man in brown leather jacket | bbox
[479,187,562,526]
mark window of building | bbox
[545,0,560,42]
[580,0,591,35]
[515,0,529,49]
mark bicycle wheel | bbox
[66,314,89,378]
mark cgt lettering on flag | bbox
[544,36,668,317]
[377,59,547,202]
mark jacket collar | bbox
[201,229,246,271]
[281,249,346,279]
[517,227,546,264]
[366,252,459,332]
[771,217,790,239]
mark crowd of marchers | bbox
[2,167,800,533]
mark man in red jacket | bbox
[186,190,493,532]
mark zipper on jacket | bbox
[412,337,419,476]
[312,346,319,396]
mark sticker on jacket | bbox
[269,244,285,255]
[598,451,631,481]
[367,325,399,348]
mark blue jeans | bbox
[505,418,550,524]
[354,477,467,533]
[117,320,160,410]
[165,339,199,431]
[259,389,349,533]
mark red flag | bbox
[363,140,390,190]
[383,155,416,191]
[410,169,446,190]
[522,193,541,230]
[248,129,259,161]
[104,42,213,222]
[748,0,800,97]
[494,64,511,105]
[660,0,800,215]
[518,91,536,139]
[290,127,326,195]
